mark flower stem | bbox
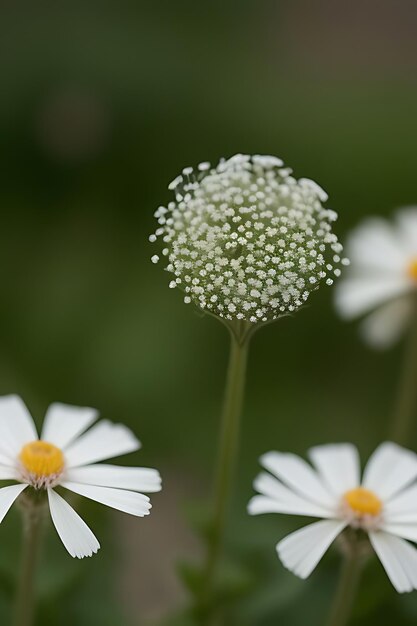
[326,535,362,626]
[14,505,43,626]
[197,323,250,621]
[391,298,417,445]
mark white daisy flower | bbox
[248,441,417,592]
[335,207,417,348]
[0,395,162,558]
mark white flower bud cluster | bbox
[151,154,347,323]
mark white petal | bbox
[369,531,417,593]
[359,297,412,350]
[277,519,346,579]
[249,472,335,517]
[260,451,334,508]
[308,443,360,497]
[396,207,417,254]
[0,466,19,480]
[0,395,38,457]
[248,494,334,518]
[381,523,417,543]
[62,482,152,517]
[345,217,407,272]
[362,442,417,499]
[47,489,100,559]
[65,465,162,493]
[387,536,417,589]
[335,276,410,320]
[0,484,27,523]
[64,420,140,468]
[383,484,417,523]
[41,403,98,449]
[0,452,14,466]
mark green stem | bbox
[198,324,250,621]
[391,298,417,445]
[14,507,43,626]
[326,536,362,626]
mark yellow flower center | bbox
[19,440,64,478]
[408,258,417,281]
[343,487,382,516]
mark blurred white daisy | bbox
[335,207,417,348]
[248,442,417,592]
[0,395,162,558]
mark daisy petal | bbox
[0,452,13,466]
[248,494,334,518]
[369,531,417,593]
[380,523,417,543]
[249,472,334,517]
[387,536,417,589]
[277,519,346,579]
[260,451,334,508]
[362,442,417,499]
[41,403,98,449]
[308,444,360,497]
[396,208,417,254]
[0,484,27,523]
[345,217,407,272]
[0,395,38,457]
[0,466,18,480]
[64,420,140,468]
[47,489,100,559]
[359,297,412,350]
[65,465,162,493]
[335,277,410,320]
[62,482,152,517]
[383,484,417,524]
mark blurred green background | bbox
[1,1,417,624]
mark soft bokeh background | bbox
[1,1,417,624]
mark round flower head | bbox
[151,154,346,324]
[0,395,162,558]
[249,442,417,592]
[335,207,417,348]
